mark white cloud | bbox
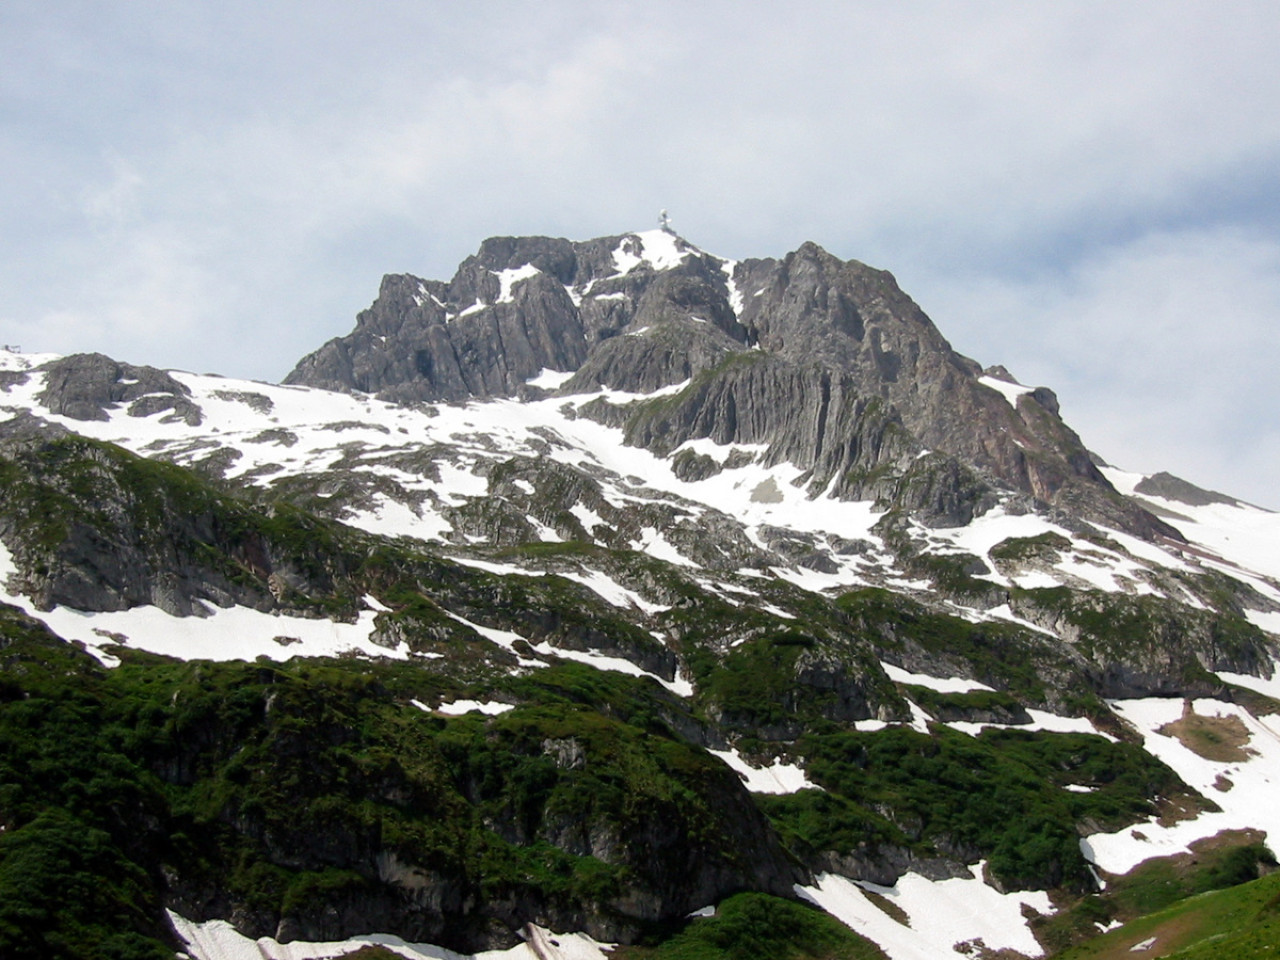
[81,155,145,229]
[921,226,1280,507]
[3,2,1280,504]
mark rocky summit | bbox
[287,231,1166,537]
[2,229,1280,960]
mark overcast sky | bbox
[3,2,1279,507]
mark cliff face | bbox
[286,232,1173,537]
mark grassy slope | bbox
[1050,870,1280,959]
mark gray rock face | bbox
[285,270,588,403]
[37,353,203,425]
[284,232,1176,538]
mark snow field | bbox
[17,352,1277,621]
[4,351,1279,606]
[1103,465,1280,586]
[797,865,1053,960]
[1082,697,1280,874]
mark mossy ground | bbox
[789,725,1186,892]
[613,892,888,960]
[1048,864,1280,959]
[1035,832,1276,955]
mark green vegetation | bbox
[0,811,172,960]
[1049,862,1280,959]
[787,726,1188,891]
[836,587,1067,705]
[990,532,1072,563]
[756,789,901,863]
[1014,586,1269,675]
[0,608,785,955]
[615,892,888,960]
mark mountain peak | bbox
[285,231,1173,540]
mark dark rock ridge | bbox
[1134,471,1245,509]
[37,352,204,426]
[286,232,1176,539]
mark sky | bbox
[3,2,1280,508]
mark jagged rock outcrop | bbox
[37,352,204,425]
[284,232,1176,538]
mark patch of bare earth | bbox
[1157,702,1255,763]
[1093,914,1204,960]
[861,888,910,927]
[1155,792,1217,827]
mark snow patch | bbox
[170,911,612,960]
[440,610,544,667]
[709,747,819,794]
[1218,667,1280,700]
[611,230,691,276]
[556,567,669,615]
[978,375,1035,408]
[494,264,541,303]
[569,502,606,534]
[34,602,405,666]
[797,865,1052,960]
[883,663,994,694]
[433,699,514,716]
[632,527,696,567]
[446,556,536,577]
[532,641,692,697]
[720,260,744,317]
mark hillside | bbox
[1,230,1279,960]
